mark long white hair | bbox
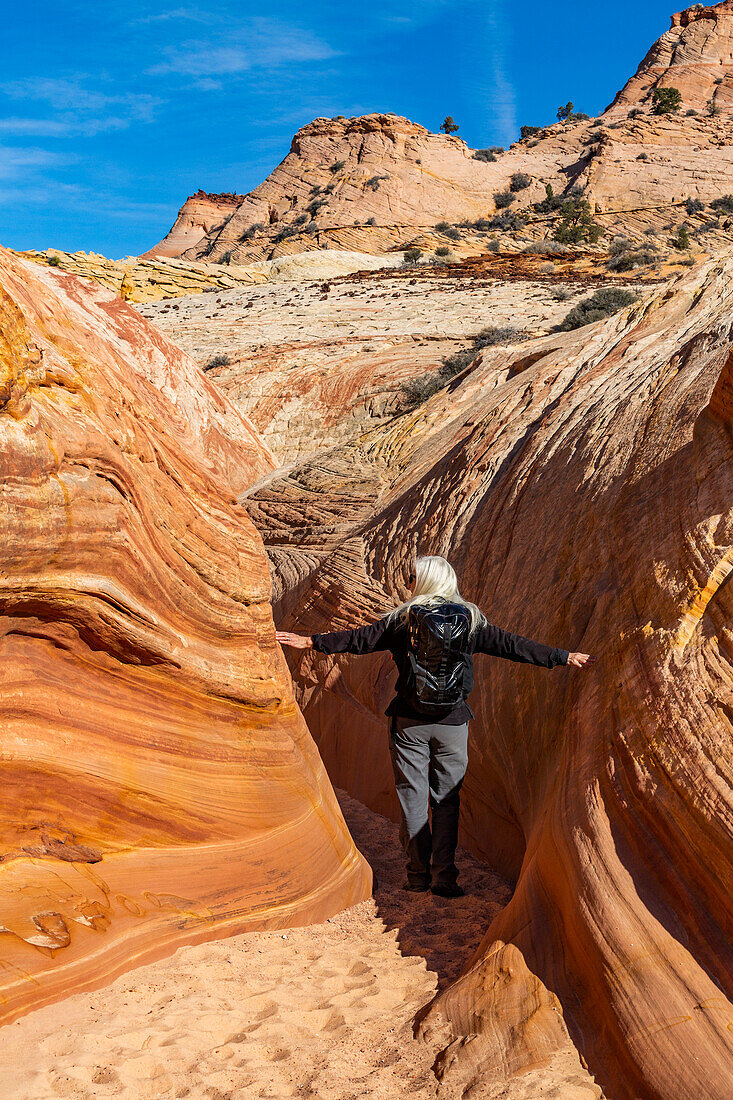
[387,555,486,636]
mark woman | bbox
[277,555,596,898]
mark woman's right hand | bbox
[276,631,313,649]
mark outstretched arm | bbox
[475,621,596,669]
[276,617,393,655]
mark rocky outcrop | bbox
[19,248,400,303]
[143,190,244,259]
[143,5,733,261]
[609,2,733,111]
[0,249,370,1026]
[246,254,733,1099]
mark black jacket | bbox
[311,609,569,725]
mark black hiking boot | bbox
[430,883,465,898]
[403,878,430,892]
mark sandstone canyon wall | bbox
[0,248,371,1026]
[245,256,733,1100]
[143,190,244,259]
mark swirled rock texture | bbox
[143,189,244,259]
[610,2,733,111]
[246,254,733,1099]
[0,248,371,1027]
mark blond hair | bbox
[387,555,486,636]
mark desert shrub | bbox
[711,194,733,213]
[671,224,691,250]
[652,87,682,114]
[679,256,696,266]
[629,108,642,118]
[488,210,527,231]
[416,158,422,164]
[306,199,326,215]
[606,239,661,271]
[487,239,501,252]
[473,149,497,161]
[686,198,705,215]
[400,373,446,406]
[637,152,649,161]
[686,108,699,116]
[204,353,231,371]
[47,255,62,267]
[330,160,346,173]
[436,221,451,232]
[435,246,451,256]
[403,247,423,263]
[366,216,376,225]
[304,222,320,234]
[366,174,388,191]
[553,288,572,301]
[494,190,516,209]
[538,262,557,274]
[490,146,505,154]
[715,77,724,85]
[528,139,540,147]
[239,222,265,241]
[474,326,529,349]
[700,218,720,232]
[444,226,462,240]
[644,226,658,236]
[533,182,563,214]
[523,239,564,254]
[441,116,460,134]
[294,213,308,225]
[557,287,638,331]
[510,171,532,192]
[520,125,541,139]
[324,182,336,193]
[557,101,575,121]
[274,225,299,242]
[587,128,603,141]
[708,100,720,116]
[555,198,602,244]
[310,184,322,195]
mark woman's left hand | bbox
[276,631,313,649]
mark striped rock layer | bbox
[0,248,370,1026]
[246,255,733,1100]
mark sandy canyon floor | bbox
[4,792,537,1100]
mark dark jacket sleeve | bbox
[311,617,393,655]
[474,620,569,667]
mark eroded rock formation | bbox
[0,248,371,1026]
[246,255,733,1099]
[143,189,244,259]
[144,5,733,264]
[610,1,733,111]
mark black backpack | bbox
[404,601,471,716]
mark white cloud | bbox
[0,145,72,180]
[0,77,163,135]
[147,19,337,78]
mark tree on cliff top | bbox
[652,87,682,114]
[440,116,459,134]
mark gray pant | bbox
[389,716,469,887]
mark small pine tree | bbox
[440,116,459,134]
[555,198,602,244]
[557,101,575,122]
[652,87,682,115]
[520,125,541,140]
[672,224,691,250]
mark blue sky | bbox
[1,1,676,258]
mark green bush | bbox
[557,101,575,121]
[47,255,62,267]
[510,172,532,192]
[555,198,602,244]
[606,236,661,271]
[523,239,564,254]
[686,198,705,215]
[366,216,376,225]
[306,198,326,216]
[366,175,388,191]
[274,225,299,242]
[520,125,541,139]
[488,210,527,231]
[652,87,682,114]
[629,108,642,118]
[490,146,505,154]
[671,224,691,250]
[330,160,346,173]
[443,226,462,240]
[403,247,423,263]
[204,353,231,371]
[686,108,699,116]
[637,152,649,161]
[557,288,637,331]
[494,190,516,209]
[711,194,733,213]
[440,116,459,134]
[487,240,501,252]
[473,149,497,161]
[239,222,265,241]
[435,246,451,257]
